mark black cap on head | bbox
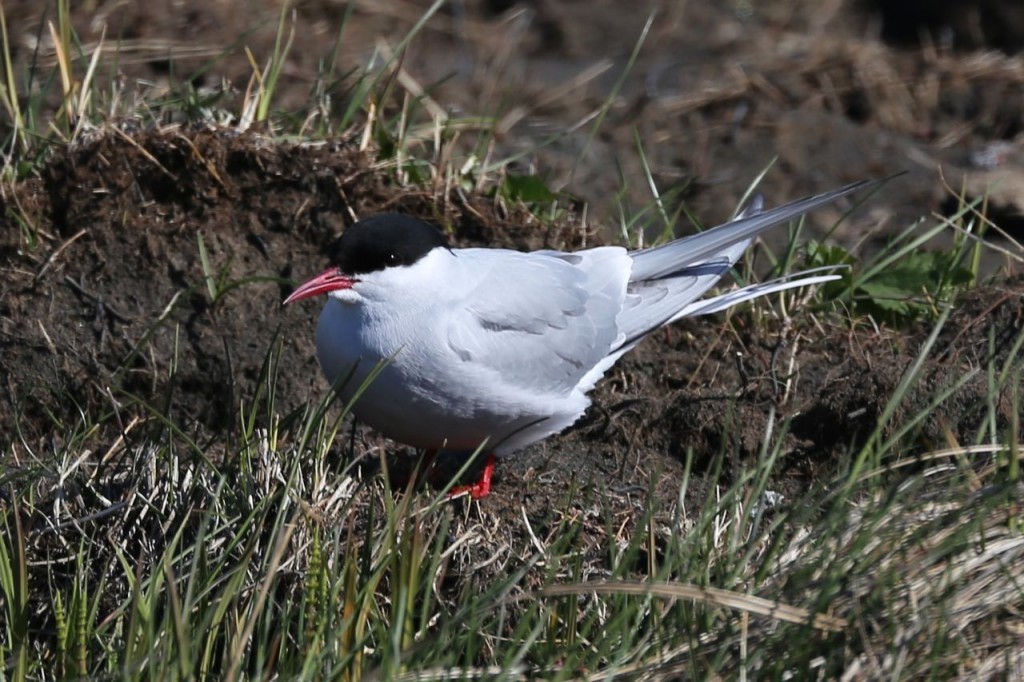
[329,213,450,275]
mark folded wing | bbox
[446,247,632,398]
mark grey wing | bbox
[616,179,881,342]
[446,248,632,397]
[628,178,879,281]
[615,197,765,343]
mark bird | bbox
[284,179,877,498]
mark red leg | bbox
[449,453,497,499]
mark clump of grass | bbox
[4,308,1023,678]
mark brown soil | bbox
[2,1,1024,511]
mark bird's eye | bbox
[385,252,400,266]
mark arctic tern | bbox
[285,179,877,498]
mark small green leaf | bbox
[804,241,856,269]
[501,174,557,204]
[858,282,913,313]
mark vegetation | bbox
[1,2,1022,680]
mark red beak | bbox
[284,268,356,305]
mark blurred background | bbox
[5,0,1024,266]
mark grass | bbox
[4,329,1023,678]
[2,1,1024,680]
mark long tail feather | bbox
[673,266,845,320]
[630,178,882,281]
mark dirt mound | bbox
[3,128,1021,505]
[4,129,350,444]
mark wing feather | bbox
[629,179,878,280]
[443,179,880,403]
[446,247,630,397]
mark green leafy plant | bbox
[805,240,974,324]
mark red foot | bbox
[448,453,497,499]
